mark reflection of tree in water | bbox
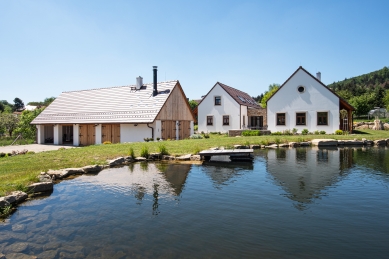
[133,184,146,205]
[202,162,253,189]
[140,162,149,172]
[152,183,160,215]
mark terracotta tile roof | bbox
[31,81,178,124]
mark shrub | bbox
[314,130,320,135]
[140,146,149,158]
[283,129,292,135]
[190,134,203,139]
[158,144,169,156]
[143,138,149,142]
[103,141,112,144]
[0,152,5,158]
[27,151,35,154]
[128,147,135,158]
[244,141,250,146]
[335,130,343,135]
[301,129,309,135]
[242,130,260,136]
[275,137,281,145]
[292,128,298,134]
[271,131,282,135]
[203,133,210,139]
[156,137,160,141]
[320,131,326,135]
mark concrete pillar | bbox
[155,120,161,140]
[190,121,194,136]
[95,124,102,144]
[73,124,79,146]
[176,121,179,140]
[36,125,44,144]
[54,125,63,145]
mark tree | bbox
[188,100,198,110]
[260,84,280,108]
[14,108,44,139]
[13,97,25,111]
[0,113,20,137]
[383,90,389,110]
[0,102,4,113]
[43,97,56,106]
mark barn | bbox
[31,67,195,146]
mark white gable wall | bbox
[198,84,241,133]
[267,69,339,133]
[121,124,152,142]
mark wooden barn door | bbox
[178,121,191,140]
[161,121,176,140]
[102,124,120,143]
[79,124,95,146]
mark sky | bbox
[1,0,389,104]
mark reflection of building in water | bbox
[202,162,253,188]
[266,147,353,208]
[82,163,191,214]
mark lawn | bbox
[1,129,389,197]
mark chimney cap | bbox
[153,66,158,69]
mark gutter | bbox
[147,124,154,140]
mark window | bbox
[207,116,213,126]
[276,113,285,125]
[214,96,221,105]
[223,115,229,125]
[296,113,306,125]
[297,86,305,93]
[317,112,328,125]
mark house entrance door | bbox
[102,124,121,143]
[250,116,263,129]
[161,121,176,140]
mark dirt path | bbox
[0,144,78,154]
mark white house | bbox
[31,67,195,146]
[267,66,354,134]
[198,82,265,133]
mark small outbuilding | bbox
[31,67,195,145]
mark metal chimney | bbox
[136,76,143,90]
[316,72,321,81]
[153,66,158,96]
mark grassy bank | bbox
[0,136,35,146]
[1,129,389,197]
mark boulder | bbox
[149,153,161,160]
[289,142,299,147]
[0,197,10,208]
[260,145,266,149]
[384,123,389,130]
[108,157,125,167]
[134,157,147,162]
[27,182,53,193]
[374,139,387,145]
[38,173,52,183]
[234,145,249,149]
[278,143,289,147]
[0,191,28,207]
[190,155,201,161]
[366,140,374,145]
[162,155,175,160]
[124,156,135,162]
[0,252,5,259]
[47,168,84,179]
[176,154,192,161]
[300,142,310,146]
[250,145,261,149]
[311,139,338,146]
[82,165,103,173]
[265,144,278,149]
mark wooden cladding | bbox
[161,120,191,140]
[102,124,120,143]
[79,124,95,146]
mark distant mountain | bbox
[327,67,389,116]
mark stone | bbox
[0,253,5,259]
[311,139,338,146]
[265,144,278,148]
[384,123,389,130]
[278,143,289,147]
[2,253,37,259]
[176,154,192,161]
[289,142,299,147]
[250,145,261,149]
[233,145,249,149]
[124,156,135,162]
[260,145,266,148]
[1,191,28,207]
[162,155,175,160]
[300,142,310,146]
[82,165,103,173]
[47,168,84,179]
[190,155,201,161]
[148,153,161,160]
[27,182,53,193]
[0,197,11,208]
[3,242,29,253]
[108,157,125,166]
[38,173,52,183]
[366,140,374,145]
[374,139,386,145]
[134,157,147,162]
[37,250,58,259]
[343,140,364,145]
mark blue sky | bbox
[1,0,388,104]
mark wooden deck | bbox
[199,149,254,162]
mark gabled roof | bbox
[199,82,260,108]
[32,81,179,124]
[267,66,355,111]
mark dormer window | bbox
[215,96,221,105]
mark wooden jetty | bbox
[199,149,254,162]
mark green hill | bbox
[327,67,389,116]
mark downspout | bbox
[240,104,242,129]
[147,123,154,140]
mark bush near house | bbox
[242,130,261,136]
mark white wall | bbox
[240,105,247,129]
[121,124,153,142]
[155,120,162,140]
[198,83,241,133]
[54,125,63,145]
[267,69,339,133]
[36,125,44,144]
[95,124,102,144]
[73,124,79,146]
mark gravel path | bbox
[0,144,78,154]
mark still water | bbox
[1,147,389,259]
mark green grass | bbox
[0,137,35,146]
[1,129,389,197]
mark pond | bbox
[1,147,389,259]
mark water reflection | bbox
[201,162,253,188]
[266,147,354,209]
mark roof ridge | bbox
[217,82,251,95]
[62,80,178,93]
